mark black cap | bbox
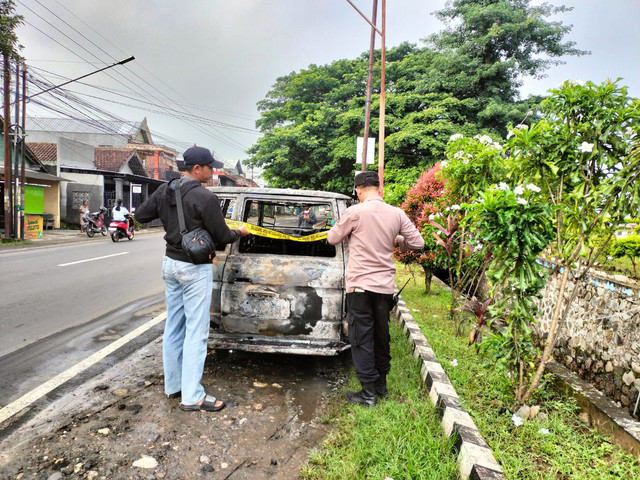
[182,146,224,169]
[354,171,380,187]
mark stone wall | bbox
[534,260,640,419]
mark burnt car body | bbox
[208,187,352,355]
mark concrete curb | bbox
[393,299,506,480]
[547,361,640,460]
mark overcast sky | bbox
[13,0,640,165]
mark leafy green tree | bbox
[248,1,584,196]
[610,235,640,278]
[506,79,640,403]
[0,0,23,58]
[466,183,554,403]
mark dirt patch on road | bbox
[0,338,351,479]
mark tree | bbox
[0,0,23,58]
[248,1,584,196]
[610,235,640,278]
[397,162,448,294]
[506,79,640,403]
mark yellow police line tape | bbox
[225,219,329,242]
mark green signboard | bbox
[25,185,44,214]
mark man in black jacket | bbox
[136,146,249,412]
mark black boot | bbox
[346,382,377,407]
[375,375,388,399]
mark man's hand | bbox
[239,226,250,237]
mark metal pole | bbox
[361,0,378,171]
[20,64,26,239]
[377,0,386,194]
[3,53,12,239]
[13,60,20,238]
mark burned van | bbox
[208,187,352,355]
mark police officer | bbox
[327,171,425,406]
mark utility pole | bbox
[3,53,12,239]
[13,60,20,238]
[361,0,378,172]
[20,64,26,239]
[377,0,386,195]
[346,0,386,193]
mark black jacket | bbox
[136,177,241,263]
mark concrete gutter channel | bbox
[392,292,640,480]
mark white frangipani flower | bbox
[579,141,594,153]
[517,197,528,205]
[497,182,510,191]
[450,133,463,141]
[492,143,503,150]
[511,414,524,427]
[478,134,493,144]
[526,183,541,193]
[513,185,524,195]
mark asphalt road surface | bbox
[0,232,167,407]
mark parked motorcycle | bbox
[108,212,135,242]
[85,207,108,238]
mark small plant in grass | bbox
[465,183,554,403]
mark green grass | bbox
[300,316,459,480]
[0,237,32,246]
[301,266,640,479]
[397,267,640,480]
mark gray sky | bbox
[14,0,640,165]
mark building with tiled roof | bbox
[95,148,147,177]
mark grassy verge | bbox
[0,238,32,247]
[301,266,640,479]
[397,268,640,480]
[300,312,459,479]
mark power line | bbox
[17,1,257,155]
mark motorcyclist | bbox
[112,199,133,232]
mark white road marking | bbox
[0,311,167,426]
[58,251,129,267]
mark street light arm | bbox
[26,55,135,100]
[345,0,382,36]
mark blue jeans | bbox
[161,256,213,405]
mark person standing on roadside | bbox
[136,145,249,412]
[298,204,317,228]
[327,171,425,407]
[79,200,89,233]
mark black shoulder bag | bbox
[175,184,216,264]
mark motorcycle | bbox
[108,212,135,242]
[85,207,108,238]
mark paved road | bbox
[0,231,167,407]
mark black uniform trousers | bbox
[346,290,394,384]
